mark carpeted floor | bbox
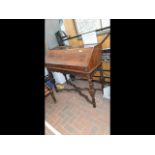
[45,80,110,135]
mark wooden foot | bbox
[88,76,96,108]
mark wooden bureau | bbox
[45,33,110,108]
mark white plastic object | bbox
[66,74,70,80]
[103,86,110,99]
[44,67,49,76]
[82,32,97,44]
[52,72,66,84]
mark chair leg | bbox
[48,72,58,92]
[50,89,56,103]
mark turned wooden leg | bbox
[88,75,96,108]
[99,68,104,94]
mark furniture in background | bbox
[93,48,110,83]
[102,48,110,83]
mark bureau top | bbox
[45,46,95,67]
[45,33,110,73]
[45,43,102,73]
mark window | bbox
[101,19,110,28]
[74,19,110,35]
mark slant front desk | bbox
[45,43,104,108]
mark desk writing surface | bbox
[46,47,94,67]
[45,45,101,73]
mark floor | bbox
[45,80,110,135]
[45,126,55,135]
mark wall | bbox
[45,19,60,52]
[45,19,60,76]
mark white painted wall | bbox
[44,19,70,83]
[45,19,60,52]
[45,19,60,76]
